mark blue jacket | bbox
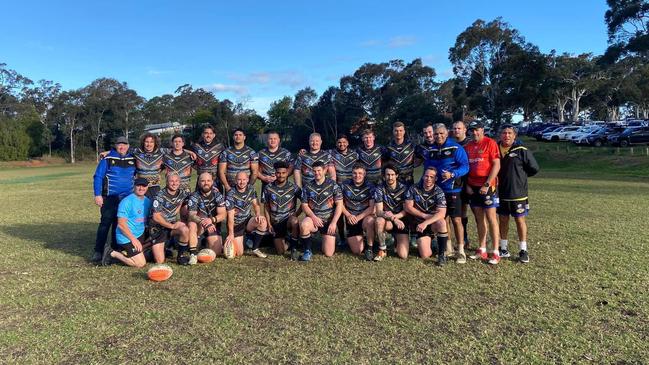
[93,150,136,198]
[425,139,469,193]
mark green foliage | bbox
[0,116,33,160]
[604,0,649,62]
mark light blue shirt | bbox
[116,193,152,244]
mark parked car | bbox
[543,126,580,141]
[569,125,600,142]
[574,127,623,146]
[534,125,561,140]
[615,127,649,147]
[607,126,643,146]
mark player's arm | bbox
[152,212,175,229]
[357,199,375,221]
[328,198,344,235]
[294,169,303,189]
[328,164,337,182]
[452,147,470,178]
[214,206,227,225]
[117,217,143,251]
[225,209,235,244]
[404,199,429,220]
[420,207,446,226]
[219,161,231,192]
[523,149,540,177]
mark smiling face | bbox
[500,127,516,147]
[422,168,437,190]
[236,171,249,190]
[202,128,215,144]
[352,167,366,185]
[383,167,398,187]
[471,127,484,142]
[115,143,129,155]
[134,184,148,197]
[166,174,181,192]
[275,167,288,184]
[336,137,349,152]
[198,172,214,193]
[422,126,434,144]
[362,132,375,149]
[143,137,156,153]
[433,127,448,145]
[309,134,322,152]
[312,165,325,182]
[172,136,184,151]
[393,125,405,142]
[267,132,280,150]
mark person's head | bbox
[201,125,215,144]
[198,172,214,193]
[233,128,246,145]
[115,136,129,155]
[312,161,326,181]
[422,123,434,144]
[469,121,485,141]
[166,173,181,192]
[171,134,184,151]
[309,133,322,151]
[452,120,467,141]
[361,129,375,148]
[393,122,406,142]
[433,123,449,145]
[273,161,289,184]
[382,163,399,187]
[422,167,437,189]
[266,130,280,150]
[140,133,158,153]
[235,171,249,190]
[500,124,517,147]
[351,163,366,185]
[336,134,349,152]
[134,177,149,197]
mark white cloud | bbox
[227,70,307,88]
[360,39,381,47]
[388,36,417,48]
[146,68,173,76]
[205,83,249,95]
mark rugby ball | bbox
[223,240,235,259]
[147,264,173,282]
[197,248,216,263]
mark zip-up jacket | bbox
[426,139,469,193]
[93,150,136,198]
[497,142,540,200]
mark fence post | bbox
[646,147,648,156]
[631,147,634,155]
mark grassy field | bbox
[0,149,648,364]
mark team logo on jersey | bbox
[509,153,518,157]
[485,200,493,205]
[516,208,525,213]
[444,150,451,156]
[128,161,134,165]
[153,200,159,208]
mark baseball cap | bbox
[134,177,149,186]
[468,121,485,130]
[115,136,129,145]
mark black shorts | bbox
[444,192,462,218]
[149,225,171,244]
[386,216,409,235]
[346,221,363,237]
[234,216,252,237]
[271,219,289,239]
[116,235,147,258]
[469,186,500,209]
[460,186,471,205]
[497,199,529,217]
[317,217,335,236]
[411,218,434,238]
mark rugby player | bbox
[404,167,449,264]
[164,134,194,194]
[150,173,191,265]
[225,171,268,258]
[298,161,344,261]
[427,123,469,263]
[497,125,539,263]
[330,134,359,246]
[261,161,301,258]
[104,178,155,267]
[341,164,376,260]
[92,136,135,263]
[257,130,294,191]
[414,123,436,169]
[465,121,501,264]
[219,128,259,192]
[374,164,410,260]
[356,129,384,185]
[384,121,416,185]
[191,125,224,190]
[294,133,336,188]
[186,172,228,263]
[452,120,472,249]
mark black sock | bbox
[437,234,448,257]
[462,217,469,241]
[189,247,198,255]
[287,236,297,250]
[252,232,263,250]
[301,236,312,252]
[178,242,188,255]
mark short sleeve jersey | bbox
[415,141,435,169]
[132,147,166,187]
[465,136,500,187]
[186,188,228,218]
[301,178,342,221]
[152,188,188,225]
[330,149,359,184]
[192,141,224,177]
[341,179,375,216]
[384,140,415,182]
[220,145,259,186]
[374,181,408,214]
[258,147,293,178]
[405,182,447,216]
[356,145,384,184]
[163,151,193,191]
[115,193,152,244]
[261,181,301,224]
[226,185,257,226]
[294,150,332,185]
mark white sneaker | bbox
[252,249,267,258]
[189,253,198,265]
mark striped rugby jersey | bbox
[356,145,385,184]
[261,181,301,224]
[192,141,224,177]
[258,147,293,178]
[301,178,342,221]
[373,181,408,214]
[151,188,189,225]
[294,149,332,185]
[187,188,228,218]
[220,145,258,186]
[341,179,375,216]
[132,147,167,187]
[384,140,415,183]
[404,182,446,216]
[226,185,258,226]
[330,149,359,184]
[163,151,193,192]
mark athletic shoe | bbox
[252,249,268,258]
[488,252,501,265]
[177,252,190,266]
[469,248,488,260]
[91,251,103,263]
[188,253,198,265]
[373,250,387,261]
[101,244,114,266]
[456,251,467,264]
[499,249,511,258]
[300,249,312,262]
[290,248,300,261]
[364,248,374,261]
[436,254,447,267]
[519,250,530,263]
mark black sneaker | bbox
[165,248,174,259]
[177,252,190,266]
[290,248,300,261]
[519,250,529,263]
[91,251,102,263]
[364,248,374,261]
[500,249,511,258]
[101,244,114,266]
[436,254,447,267]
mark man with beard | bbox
[262,161,302,258]
[452,120,472,249]
[225,171,268,258]
[356,129,384,185]
[341,164,376,260]
[329,134,359,246]
[164,134,195,194]
[219,128,259,192]
[186,172,228,263]
[415,123,436,170]
[150,173,191,265]
[192,125,224,191]
[294,133,336,188]
[384,122,416,185]
[374,164,410,260]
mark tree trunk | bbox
[70,122,75,164]
[556,97,567,123]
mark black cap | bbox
[115,136,129,145]
[468,121,485,130]
[134,177,149,186]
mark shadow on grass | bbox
[0,221,98,260]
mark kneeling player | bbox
[298,161,344,261]
[186,172,228,262]
[341,164,376,260]
[404,167,449,265]
[262,161,301,258]
[150,173,191,264]
[225,171,268,258]
[374,164,409,260]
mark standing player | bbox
[340,164,376,260]
[330,134,359,246]
[294,133,335,188]
[219,128,259,192]
[130,133,164,198]
[164,135,195,193]
[356,129,384,185]
[192,125,224,190]
[426,123,470,263]
[150,173,191,265]
[414,123,436,170]
[298,161,344,261]
[465,121,501,264]
[384,122,416,185]
[261,161,302,258]
[404,167,449,264]
[374,164,410,260]
[92,136,135,263]
[497,125,539,263]
[257,130,293,191]
[225,171,268,258]
[186,172,228,262]
[452,120,472,249]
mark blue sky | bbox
[1,0,610,115]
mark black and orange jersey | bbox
[192,140,224,178]
[341,179,375,216]
[301,178,342,221]
[261,181,301,224]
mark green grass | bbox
[0,160,648,364]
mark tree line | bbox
[1,1,647,162]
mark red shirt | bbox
[464,136,499,187]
